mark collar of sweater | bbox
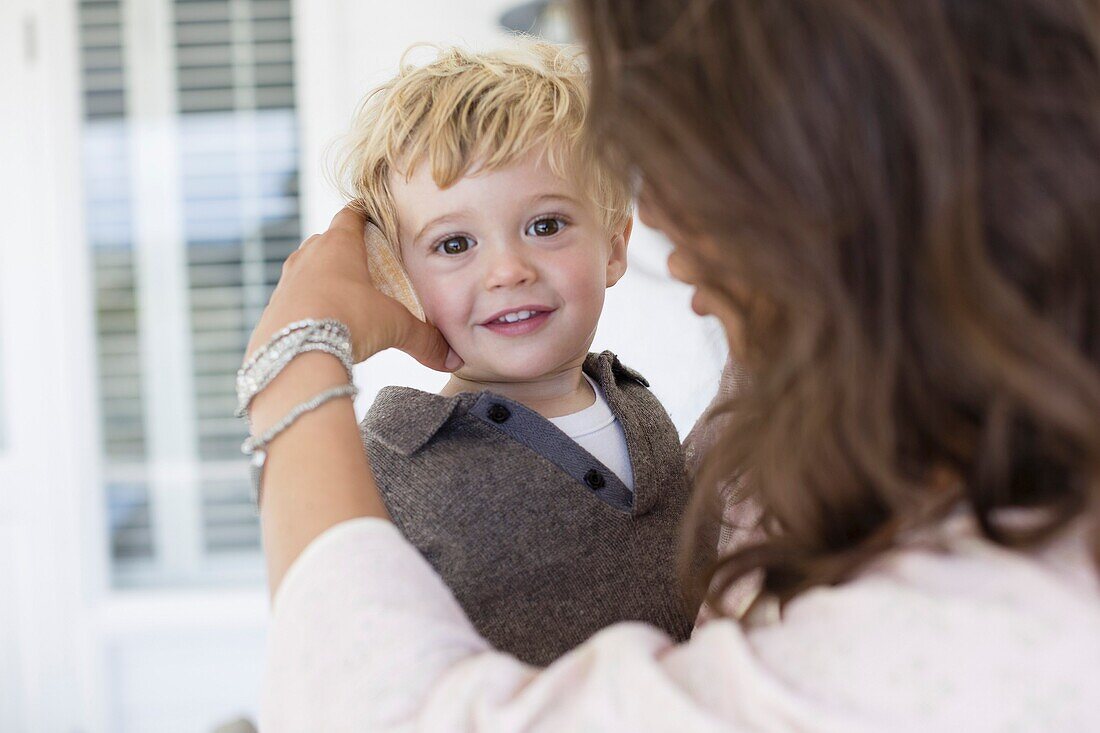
[365,351,649,455]
[362,351,664,514]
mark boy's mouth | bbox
[478,306,556,336]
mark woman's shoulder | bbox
[744,516,1100,730]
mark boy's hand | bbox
[246,207,463,372]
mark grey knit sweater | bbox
[360,351,713,666]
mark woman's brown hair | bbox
[572,0,1100,609]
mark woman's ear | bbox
[605,216,633,288]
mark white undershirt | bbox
[548,374,634,491]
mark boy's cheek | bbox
[555,264,609,313]
[424,307,463,341]
[422,304,474,352]
[413,280,466,331]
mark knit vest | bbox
[360,351,711,666]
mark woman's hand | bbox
[248,207,465,597]
[246,207,461,371]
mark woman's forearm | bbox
[250,351,391,597]
[243,208,453,597]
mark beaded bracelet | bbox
[236,318,358,508]
[241,383,359,509]
[235,319,353,419]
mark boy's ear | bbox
[365,221,425,321]
[605,216,633,288]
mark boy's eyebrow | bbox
[529,193,582,208]
[413,210,474,243]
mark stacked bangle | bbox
[235,319,353,420]
[235,318,358,509]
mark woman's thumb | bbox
[396,315,463,372]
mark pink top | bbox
[261,511,1100,731]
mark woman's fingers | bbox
[328,206,366,235]
[391,308,463,372]
[249,206,461,371]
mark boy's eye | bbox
[437,236,474,255]
[526,217,565,237]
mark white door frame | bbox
[0,0,109,730]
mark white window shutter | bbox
[79,0,302,582]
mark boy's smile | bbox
[389,149,630,386]
[478,305,556,336]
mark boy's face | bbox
[390,151,629,382]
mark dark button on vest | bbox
[487,403,510,423]
[584,468,605,490]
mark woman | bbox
[249,0,1100,729]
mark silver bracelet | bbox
[239,318,324,373]
[236,319,353,419]
[237,320,353,416]
[241,383,359,509]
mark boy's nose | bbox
[483,243,537,290]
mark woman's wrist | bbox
[247,352,353,437]
[247,302,396,365]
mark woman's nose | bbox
[666,249,698,286]
[483,241,537,290]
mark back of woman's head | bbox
[573,0,1100,606]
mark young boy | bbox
[338,43,713,665]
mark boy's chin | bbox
[454,358,561,384]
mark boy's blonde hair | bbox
[336,42,633,316]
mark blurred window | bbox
[77,0,301,586]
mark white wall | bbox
[0,0,106,729]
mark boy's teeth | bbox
[498,310,535,323]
